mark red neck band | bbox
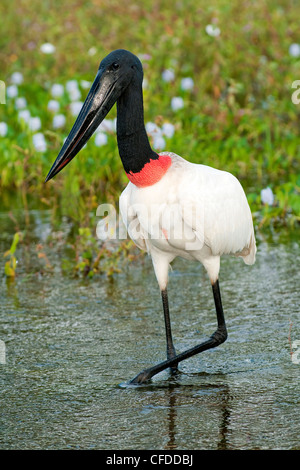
[126,154,172,187]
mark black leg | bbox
[161,289,178,373]
[129,279,227,385]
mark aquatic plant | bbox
[0,0,299,277]
[3,231,22,277]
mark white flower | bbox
[153,135,166,150]
[95,132,108,147]
[6,85,18,98]
[171,96,184,111]
[181,77,194,91]
[261,187,274,205]
[65,80,81,101]
[15,97,27,109]
[51,83,64,98]
[142,78,149,89]
[10,72,23,85]
[28,116,42,132]
[162,69,175,82]
[18,109,31,123]
[66,80,78,91]
[32,133,47,152]
[88,47,97,56]
[47,99,60,112]
[289,43,300,58]
[40,43,56,54]
[69,101,83,116]
[139,53,152,61]
[68,87,81,101]
[0,122,8,137]
[162,122,175,138]
[205,24,221,37]
[80,80,91,89]
[146,121,161,136]
[52,114,66,129]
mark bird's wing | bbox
[178,165,256,261]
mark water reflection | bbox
[133,374,235,450]
[5,277,21,309]
[216,385,232,450]
[165,383,177,450]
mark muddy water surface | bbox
[0,209,299,449]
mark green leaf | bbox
[10,232,20,255]
[5,261,15,277]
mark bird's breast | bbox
[121,152,256,263]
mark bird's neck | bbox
[116,84,171,187]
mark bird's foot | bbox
[129,369,153,385]
[129,358,179,385]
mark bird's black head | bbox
[45,49,143,182]
[99,49,143,86]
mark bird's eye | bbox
[112,62,119,70]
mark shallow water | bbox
[0,208,299,450]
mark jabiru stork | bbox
[46,49,256,384]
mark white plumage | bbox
[120,151,256,290]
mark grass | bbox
[0,0,299,277]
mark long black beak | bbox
[45,69,120,182]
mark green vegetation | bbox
[3,231,22,277]
[0,0,299,278]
